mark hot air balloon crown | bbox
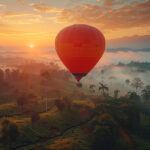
[55,24,105,82]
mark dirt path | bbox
[11,112,134,150]
[115,121,134,150]
[14,112,96,150]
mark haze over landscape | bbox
[0,0,150,150]
[1,0,150,68]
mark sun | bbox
[29,44,35,49]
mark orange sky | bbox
[0,0,150,48]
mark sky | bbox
[0,0,150,50]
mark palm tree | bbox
[141,85,150,101]
[125,79,130,85]
[5,68,11,82]
[114,89,120,99]
[1,119,19,149]
[101,69,105,83]
[131,77,144,93]
[127,91,140,101]
[41,70,51,80]
[99,82,109,97]
[0,69,4,82]
[40,70,51,112]
[89,84,96,93]
[17,93,27,111]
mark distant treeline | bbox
[0,61,74,104]
[107,48,150,52]
[117,61,150,72]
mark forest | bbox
[0,61,150,150]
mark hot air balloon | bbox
[55,24,105,82]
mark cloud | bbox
[133,0,150,9]
[0,4,6,8]
[98,51,144,66]
[68,0,83,2]
[31,2,62,13]
[0,29,26,35]
[2,12,41,18]
[57,4,104,23]
[96,0,101,2]
[0,12,42,25]
[107,35,150,49]
[57,0,150,31]
[65,0,84,7]
[17,0,24,4]
[0,23,9,28]
[103,0,114,7]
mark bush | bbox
[0,119,19,149]
[31,111,40,123]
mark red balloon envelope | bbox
[55,24,105,81]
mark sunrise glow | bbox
[0,1,150,149]
[0,0,149,50]
[29,44,35,49]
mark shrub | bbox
[0,119,19,149]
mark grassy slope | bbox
[0,99,150,150]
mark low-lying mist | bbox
[0,48,150,97]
